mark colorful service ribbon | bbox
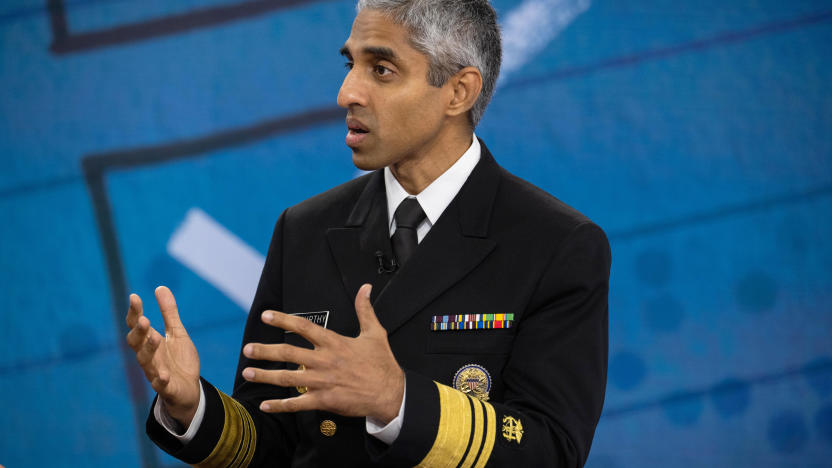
[430,313,514,331]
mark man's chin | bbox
[352,152,385,172]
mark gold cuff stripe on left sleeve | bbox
[459,392,484,468]
[473,396,496,468]
[194,391,256,468]
[416,382,496,468]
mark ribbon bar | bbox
[430,314,515,331]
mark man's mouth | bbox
[347,118,369,133]
[346,118,370,147]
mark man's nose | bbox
[337,70,368,109]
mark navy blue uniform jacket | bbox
[147,141,611,467]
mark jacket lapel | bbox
[326,171,395,313]
[373,143,502,335]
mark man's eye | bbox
[344,62,354,70]
[374,65,392,77]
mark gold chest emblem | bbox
[502,415,524,443]
[453,364,491,402]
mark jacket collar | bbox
[327,140,501,335]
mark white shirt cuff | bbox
[365,375,406,445]
[152,381,206,443]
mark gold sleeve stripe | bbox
[417,382,496,468]
[473,398,496,468]
[194,391,257,468]
[459,395,484,468]
[227,400,255,467]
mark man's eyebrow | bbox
[339,45,398,62]
[363,46,398,62]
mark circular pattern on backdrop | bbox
[635,249,672,287]
[767,410,808,454]
[734,270,778,314]
[58,323,100,360]
[709,378,751,418]
[815,404,832,445]
[662,393,704,426]
[642,293,685,333]
[609,351,647,391]
[803,356,832,398]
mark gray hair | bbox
[356,0,501,127]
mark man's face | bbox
[338,10,449,171]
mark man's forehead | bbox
[342,10,412,58]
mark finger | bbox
[243,342,321,367]
[261,311,331,346]
[137,332,165,383]
[259,395,317,413]
[242,367,319,389]
[136,328,163,367]
[126,315,151,351]
[126,293,143,328]
[354,284,382,335]
[155,286,185,333]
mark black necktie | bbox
[391,197,426,268]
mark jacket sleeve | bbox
[367,222,611,468]
[146,211,299,467]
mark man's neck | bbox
[389,127,474,195]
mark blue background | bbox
[1,0,831,466]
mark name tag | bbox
[430,313,514,331]
[286,311,329,332]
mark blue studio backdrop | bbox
[1,0,831,466]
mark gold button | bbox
[320,419,337,437]
[296,364,307,394]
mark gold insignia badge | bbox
[502,415,524,443]
[453,364,491,401]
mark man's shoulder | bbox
[494,166,598,234]
[491,166,610,270]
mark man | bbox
[126,0,610,466]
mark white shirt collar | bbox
[384,134,481,230]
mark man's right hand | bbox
[126,286,201,427]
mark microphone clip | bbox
[375,250,398,274]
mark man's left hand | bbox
[241,283,405,425]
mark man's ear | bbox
[445,66,483,119]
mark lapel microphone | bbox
[375,250,398,274]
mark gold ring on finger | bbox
[296,364,308,394]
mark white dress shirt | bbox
[368,135,481,443]
[155,135,481,445]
